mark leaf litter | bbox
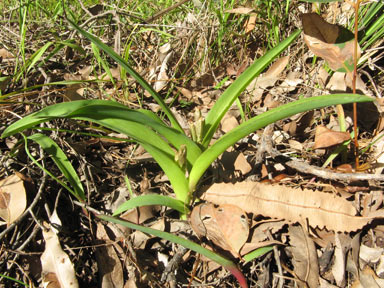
[1,1,384,288]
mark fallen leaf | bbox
[202,181,375,232]
[287,225,319,288]
[352,264,384,287]
[247,56,289,101]
[95,222,124,288]
[225,7,254,14]
[0,48,13,59]
[190,203,249,257]
[0,174,28,225]
[359,244,383,264]
[234,152,252,175]
[244,15,257,34]
[221,115,239,133]
[326,71,347,91]
[331,233,349,287]
[41,224,79,288]
[313,125,350,149]
[302,13,359,72]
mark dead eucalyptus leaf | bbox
[0,174,27,225]
[190,203,249,257]
[287,225,319,288]
[313,125,350,149]
[302,13,359,72]
[41,225,79,288]
[95,222,124,288]
[202,181,374,232]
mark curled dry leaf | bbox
[202,181,375,232]
[0,173,28,225]
[313,125,350,149]
[190,203,249,257]
[41,225,79,288]
[301,13,359,72]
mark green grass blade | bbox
[91,42,115,85]
[15,42,54,82]
[243,246,274,263]
[113,194,187,215]
[189,94,373,191]
[0,273,29,287]
[97,214,248,288]
[66,17,183,133]
[201,30,301,148]
[28,133,85,201]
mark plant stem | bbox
[352,0,361,169]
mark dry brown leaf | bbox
[41,225,79,288]
[287,225,319,288]
[221,115,239,133]
[225,7,254,14]
[326,71,347,91]
[95,222,124,288]
[0,48,13,59]
[355,266,384,287]
[244,15,257,34]
[202,181,374,232]
[190,203,249,257]
[302,13,359,72]
[0,174,27,225]
[332,233,349,287]
[313,125,350,149]
[247,56,289,101]
[234,152,252,175]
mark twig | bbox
[145,0,191,23]
[283,158,384,182]
[267,230,283,288]
[77,0,93,17]
[0,173,47,241]
[258,125,384,182]
[161,245,189,287]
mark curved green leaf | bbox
[113,194,187,215]
[97,214,248,288]
[201,30,301,148]
[189,94,373,191]
[66,17,184,133]
[28,133,85,201]
[2,100,202,166]
[243,246,274,263]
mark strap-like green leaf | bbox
[66,17,183,132]
[201,30,301,148]
[113,194,187,215]
[189,94,373,191]
[97,214,247,287]
[28,133,85,201]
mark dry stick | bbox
[161,245,189,287]
[352,0,361,169]
[145,0,191,23]
[267,230,283,288]
[0,173,47,241]
[259,125,384,182]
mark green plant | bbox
[1,8,374,287]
